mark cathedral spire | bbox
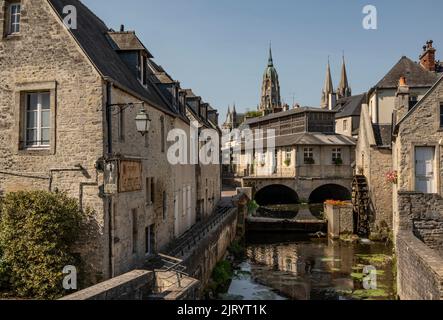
[268,42,273,67]
[337,54,352,99]
[321,58,336,109]
[259,44,281,115]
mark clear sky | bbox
[83,0,443,118]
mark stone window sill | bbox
[18,148,52,156]
[3,34,21,40]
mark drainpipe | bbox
[105,81,114,279]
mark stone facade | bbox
[392,73,443,300]
[0,0,221,286]
[356,104,393,232]
[325,203,354,239]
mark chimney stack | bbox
[120,24,125,32]
[420,40,436,72]
[395,76,410,123]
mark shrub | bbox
[211,260,233,289]
[0,191,84,299]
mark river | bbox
[221,233,396,300]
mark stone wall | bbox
[325,203,353,239]
[396,231,443,300]
[60,270,154,300]
[397,192,443,256]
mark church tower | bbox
[337,55,352,99]
[320,59,336,110]
[259,45,282,115]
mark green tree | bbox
[0,191,84,299]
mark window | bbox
[132,209,138,254]
[304,148,314,164]
[145,225,155,255]
[7,2,21,35]
[409,96,418,110]
[332,148,342,163]
[440,103,443,128]
[146,178,152,205]
[160,116,165,153]
[285,148,292,162]
[343,120,348,132]
[187,186,192,217]
[118,107,125,142]
[25,92,50,148]
[162,191,167,221]
[150,178,155,204]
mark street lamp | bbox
[135,106,151,136]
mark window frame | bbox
[332,148,342,162]
[6,2,21,36]
[24,91,51,149]
[304,147,314,163]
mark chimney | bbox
[395,76,410,123]
[120,24,125,32]
[420,40,436,72]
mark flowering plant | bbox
[386,170,398,184]
[325,199,349,206]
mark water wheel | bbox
[352,175,371,236]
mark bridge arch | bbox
[255,184,299,206]
[308,184,351,204]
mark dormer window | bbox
[137,52,148,86]
[7,2,21,35]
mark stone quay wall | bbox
[396,192,443,300]
[60,270,154,300]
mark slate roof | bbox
[243,132,356,150]
[48,0,176,116]
[374,56,439,89]
[334,94,365,119]
[244,107,336,125]
[372,124,392,147]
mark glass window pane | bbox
[41,129,50,145]
[26,129,36,145]
[41,111,50,128]
[41,92,50,110]
[26,111,37,128]
[27,93,38,111]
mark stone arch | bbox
[308,184,351,204]
[255,184,299,205]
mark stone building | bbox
[392,75,443,299]
[355,42,442,235]
[334,94,365,138]
[0,0,220,284]
[231,107,356,204]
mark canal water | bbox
[219,203,396,300]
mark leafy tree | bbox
[0,191,84,299]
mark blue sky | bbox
[83,0,443,117]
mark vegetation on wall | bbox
[0,191,86,299]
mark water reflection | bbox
[255,204,325,220]
[226,234,396,300]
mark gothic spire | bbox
[268,42,273,67]
[324,58,333,94]
[337,54,352,99]
[321,58,335,109]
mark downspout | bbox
[105,81,114,278]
